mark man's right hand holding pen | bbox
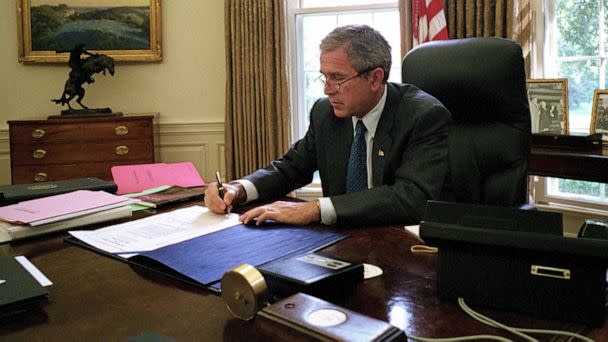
[204,172,246,215]
[205,171,321,226]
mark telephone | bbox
[578,219,608,239]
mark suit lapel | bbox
[372,84,399,186]
[325,115,352,195]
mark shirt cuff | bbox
[318,197,337,225]
[232,179,259,204]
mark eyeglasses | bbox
[315,66,377,92]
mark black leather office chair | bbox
[402,37,531,206]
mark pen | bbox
[215,171,228,214]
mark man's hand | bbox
[204,182,245,214]
[240,200,321,226]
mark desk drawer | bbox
[9,123,82,143]
[10,120,153,144]
[10,141,153,165]
[11,159,154,184]
[82,120,153,140]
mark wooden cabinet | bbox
[8,115,155,184]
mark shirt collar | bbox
[352,84,387,137]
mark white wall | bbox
[0,1,227,185]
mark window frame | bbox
[530,0,608,213]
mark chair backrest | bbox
[402,37,531,206]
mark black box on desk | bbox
[420,201,608,327]
[258,253,363,302]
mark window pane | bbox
[555,0,599,57]
[338,12,374,26]
[302,0,396,8]
[558,59,599,133]
[304,70,325,120]
[605,0,608,56]
[547,178,607,203]
[373,10,401,82]
[302,15,336,72]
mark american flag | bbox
[412,0,449,47]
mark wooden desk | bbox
[1,202,606,341]
[529,147,608,183]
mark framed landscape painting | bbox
[17,0,161,63]
[526,78,569,134]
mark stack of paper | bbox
[111,162,205,194]
[0,190,134,243]
[130,185,204,208]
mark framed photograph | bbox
[591,89,608,135]
[17,0,161,63]
[526,78,569,134]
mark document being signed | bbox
[69,206,240,258]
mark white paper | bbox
[15,256,53,287]
[404,224,421,239]
[69,205,241,258]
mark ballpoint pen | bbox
[215,171,228,214]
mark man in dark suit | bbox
[205,25,451,226]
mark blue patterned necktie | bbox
[346,120,368,193]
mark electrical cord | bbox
[458,298,594,342]
[408,334,513,341]
[410,245,438,253]
[407,298,595,342]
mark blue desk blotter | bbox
[139,224,345,286]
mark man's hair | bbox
[320,25,392,83]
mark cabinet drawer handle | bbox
[115,125,129,135]
[531,265,571,280]
[33,149,47,159]
[115,145,129,155]
[34,172,48,182]
[32,129,46,139]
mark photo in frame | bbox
[526,78,569,134]
[590,89,608,136]
[17,0,161,63]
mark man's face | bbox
[319,47,378,118]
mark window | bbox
[532,0,608,210]
[286,1,401,140]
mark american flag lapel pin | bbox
[378,149,385,157]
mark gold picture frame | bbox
[526,78,569,134]
[590,89,608,134]
[17,0,161,63]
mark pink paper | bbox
[0,190,129,224]
[111,162,205,194]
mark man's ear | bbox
[370,68,385,89]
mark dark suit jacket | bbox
[244,83,452,226]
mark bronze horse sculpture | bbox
[52,52,115,110]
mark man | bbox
[205,25,451,226]
[538,100,551,132]
[528,96,540,133]
[597,100,608,131]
